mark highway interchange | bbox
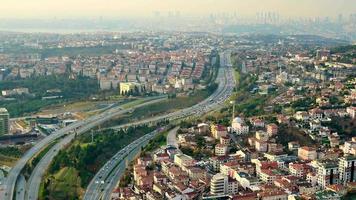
[3,53,235,200]
[83,63,235,200]
[1,96,167,200]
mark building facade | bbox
[317,161,339,188]
[210,173,238,196]
[298,147,317,161]
[0,108,9,135]
[339,155,356,185]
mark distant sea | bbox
[0,28,123,34]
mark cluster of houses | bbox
[112,115,356,200]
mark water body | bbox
[0,28,119,34]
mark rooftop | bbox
[0,108,9,114]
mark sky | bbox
[0,0,355,19]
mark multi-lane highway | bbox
[15,175,25,200]
[1,96,167,200]
[84,64,235,200]
[84,128,166,200]
[23,97,168,200]
[4,52,235,200]
[110,65,235,130]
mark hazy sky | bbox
[1,0,355,19]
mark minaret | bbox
[230,100,235,123]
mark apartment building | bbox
[317,161,339,188]
[298,147,317,161]
[338,155,356,185]
[210,173,238,196]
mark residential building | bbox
[255,140,268,152]
[343,140,356,155]
[256,131,269,142]
[298,147,317,161]
[210,173,238,196]
[174,154,195,170]
[259,169,284,184]
[289,163,312,178]
[317,161,339,188]
[215,144,228,156]
[258,190,288,200]
[211,124,227,139]
[235,172,260,190]
[250,118,265,128]
[266,124,278,136]
[220,136,230,146]
[346,106,356,119]
[338,155,356,185]
[294,111,309,121]
[197,123,209,134]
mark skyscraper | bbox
[0,108,9,135]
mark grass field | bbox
[121,98,151,109]
[130,90,210,120]
[37,98,136,120]
[233,69,241,87]
[0,154,19,167]
[0,146,31,167]
[39,167,82,200]
[39,100,111,115]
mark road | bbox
[25,134,74,200]
[110,64,235,130]
[2,96,167,200]
[23,97,167,200]
[8,52,235,200]
[85,63,235,200]
[83,128,166,200]
[15,175,25,200]
[166,126,180,149]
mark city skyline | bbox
[0,0,355,19]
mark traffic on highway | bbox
[84,64,235,200]
[3,62,235,200]
[1,96,167,200]
[84,128,167,200]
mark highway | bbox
[15,175,25,200]
[84,128,166,200]
[1,96,166,200]
[23,97,167,200]
[84,64,235,200]
[110,65,235,130]
[5,53,235,200]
